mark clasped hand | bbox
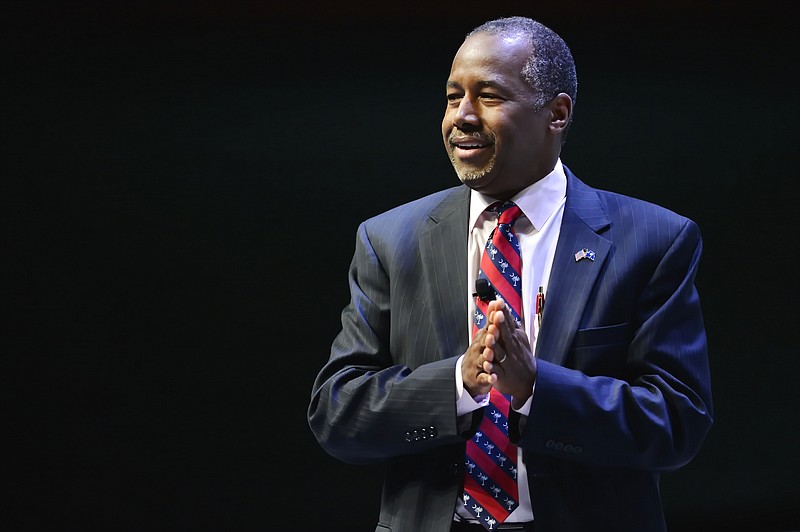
[462,298,537,409]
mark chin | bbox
[451,157,496,187]
[457,169,487,183]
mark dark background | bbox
[2,1,797,530]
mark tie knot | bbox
[491,201,522,225]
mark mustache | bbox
[448,131,495,145]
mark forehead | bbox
[448,32,531,85]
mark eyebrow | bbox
[446,80,505,90]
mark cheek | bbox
[441,112,452,135]
[441,121,453,144]
[506,124,538,149]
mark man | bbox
[308,16,712,532]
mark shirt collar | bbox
[468,158,567,231]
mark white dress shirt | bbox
[454,159,567,523]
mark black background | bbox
[2,1,798,530]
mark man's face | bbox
[442,32,554,199]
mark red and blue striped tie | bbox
[463,201,522,530]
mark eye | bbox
[479,93,503,101]
[446,93,463,105]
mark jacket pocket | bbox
[570,323,631,376]
[573,322,630,348]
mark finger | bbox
[487,299,505,324]
[492,297,506,316]
[477,372,495,386]
[490,296,515,323]
[484,331,496,347]
[487,308,511,346]
[496,303,517,336]
[492,342,508,364]
[485,326,498,345]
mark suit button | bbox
[406,427,439,443]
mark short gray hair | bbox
[467,17,578,112]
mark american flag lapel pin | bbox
[574,248,596,262]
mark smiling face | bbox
[442,32,561,199]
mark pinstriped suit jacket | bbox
[308,167,713,532]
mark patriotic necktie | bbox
[463,201,523,530]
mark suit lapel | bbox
[419,187,471,360]
[535,169,612,366]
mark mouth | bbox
[449,135,494,161]
[449,135,493,150]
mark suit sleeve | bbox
[307,221,472,465]
[518,218,713,472]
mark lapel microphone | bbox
[473,279,495,302]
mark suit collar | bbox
[427,185,470,224]
[562,165,611,232]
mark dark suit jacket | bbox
[308,168,713,532]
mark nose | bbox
[453,97,480,130]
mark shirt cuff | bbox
[512,383,535,416]
[455,354,490,416]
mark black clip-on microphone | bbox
[473,278,495,302]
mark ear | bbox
[549,93,572,134]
